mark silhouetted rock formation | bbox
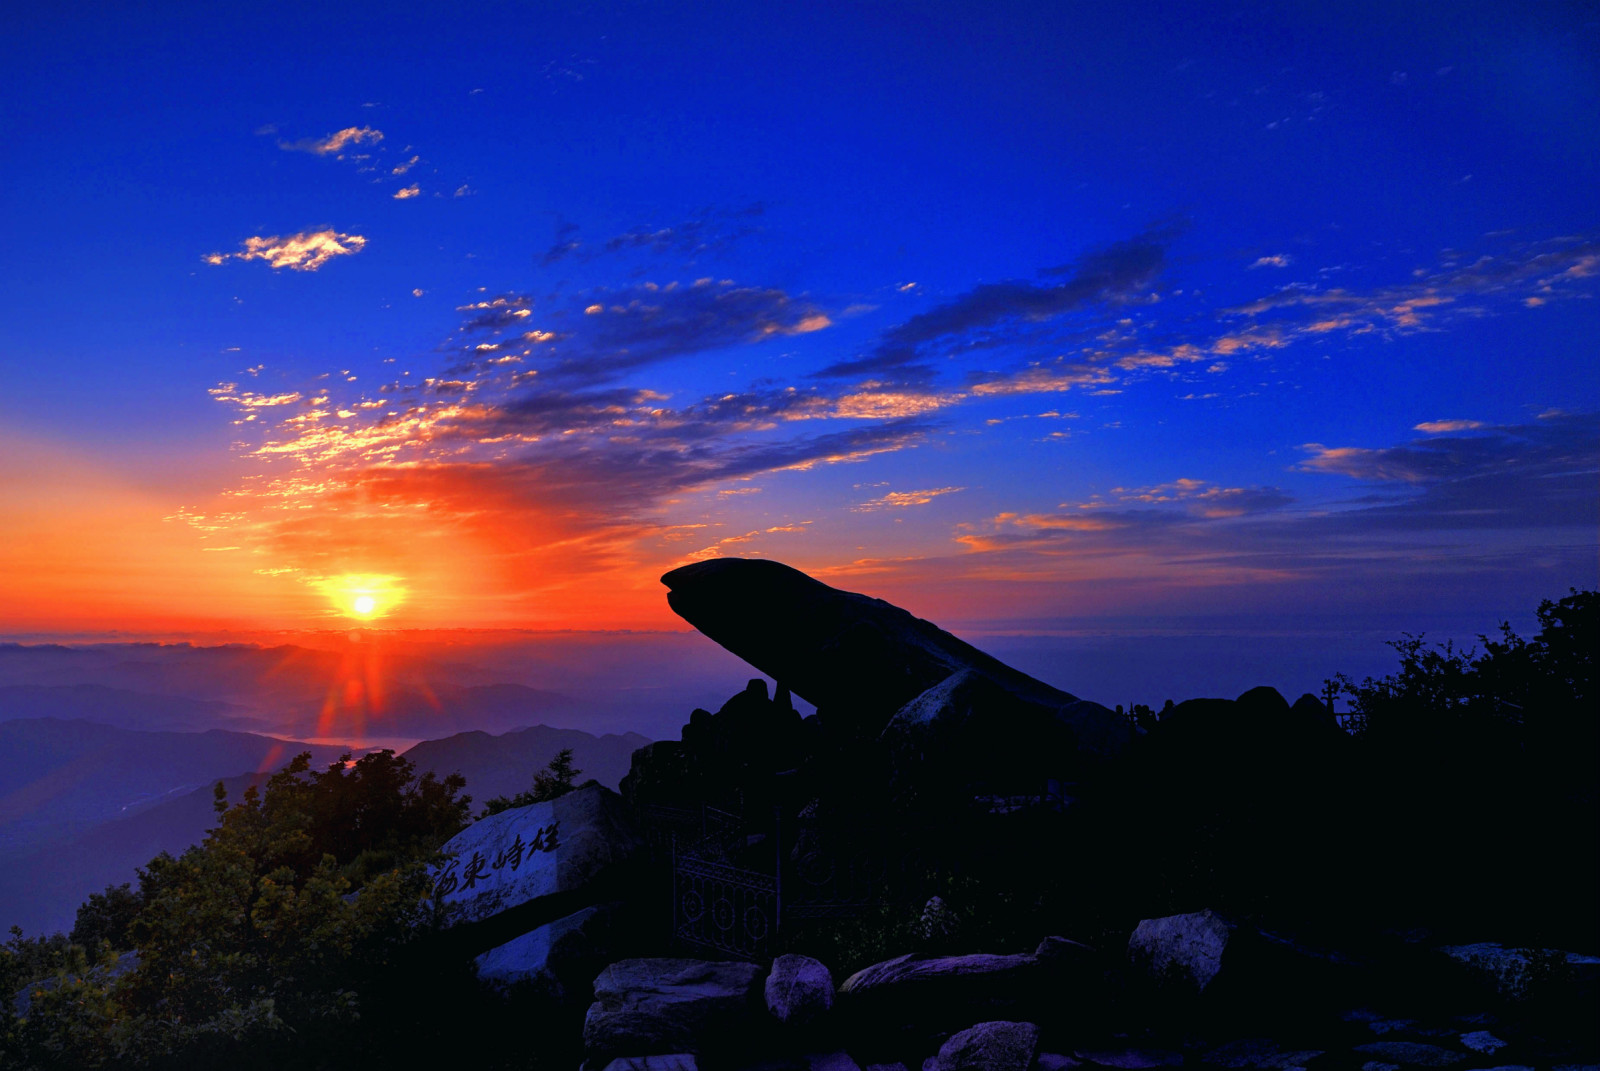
[659,559,1128,786]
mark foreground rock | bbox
[660,558,1128,759]
[838,938,1097,1034]
[584,958,767,1059]
[1128,910,1236,994]
[433,782,644,946]
[931,1021,1039,1071]
[1438,942,1600,1002]
[766,953,836,1027]
[473,902,620,1000]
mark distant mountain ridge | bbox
[402,723,652,806]
[0,718,351,852]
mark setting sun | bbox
[311,574,406,621]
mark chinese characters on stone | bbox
[433,820,560,897]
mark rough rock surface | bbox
[584,958,766,1058]
[1128,910,1236,993]
[766,953,836,1027]
[660,558,1127,757]
[838,939,1094,1031]
[1438,943,1600,1001]
[433,782,644,932]
[602,1057,699,1071]
[931,1021,1039,1071]
[1351,1042,1467,1067]
[473,902,616,995]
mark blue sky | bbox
[0,0,1595,640]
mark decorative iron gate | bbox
[671,849,778,959]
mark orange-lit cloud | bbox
[278,126,384,155]
[854,486,965,511]
[204,229,368,272]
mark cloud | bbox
[855,486,965,511]
[1414,419,1485,433]
[1249,255,1292,269]
[277,126,384,155]
[815,224,1181,381]
[540,206,765,267]
[1297,413,1599,530]
[448,278,832,386]
[393,184,421,200]
[203,229,368,272]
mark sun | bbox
[312,574,406,621]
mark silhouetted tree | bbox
[479,747,582,817]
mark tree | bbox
[2,749,474,1069]
[479,748,582,818]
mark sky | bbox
[1,0,1596,648]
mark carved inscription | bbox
[433,820,560,898]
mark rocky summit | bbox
[660,558,1129,760]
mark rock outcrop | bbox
[583,958,767,1060]
[660,558,1128,764]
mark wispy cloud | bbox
[393,184,421,200]
[854,486,965,511]
[203,229,368,272]
[815,224,1181,381]
[277,126,384,156]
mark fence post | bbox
[773,805,783,945]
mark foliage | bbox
[1333,588,1595,746]
[70,885,141,953]
[479,747,582,818]
[0,749,474,1069]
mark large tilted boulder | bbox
[660,558,1127,759]
[583,958,767,1059]
[837,938,1097,1033]
[432,782,644,946]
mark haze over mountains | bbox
[0,635,698,934]
[0,610,1494,936]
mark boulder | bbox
[473,902,619,998]
[1202,1040,1325,1070]
[584,958,766,1059]
[660,559,1128,758]
[1074,1051,1183,1070]
[882,669,1122,794]
[1351,1042,1465,1068]
[433,782,644,943]
[838,938,1095,1031]
[766,953,835,1027]
[1438,942,1600,1002]
[1459,1032,1506,1054]
[603,1058,699,1071]
[932,1021,1039,1071]
[1128,910,1235,994]
[807,1054,862,1071]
